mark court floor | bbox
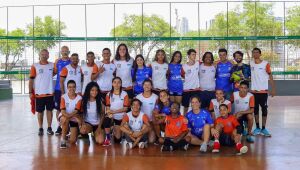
[0,96,299,170]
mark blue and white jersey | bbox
[167,63,183,94]
[216,61,233,92]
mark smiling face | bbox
[39,50,49,62]
[136,56,144,67]
[204,54,213,65]
[112,78,122,91]
[191,97,201,111]
[157,51,165,63]
[143,81,152,93]
[159,91,169,103]
[219,105,228,117]
[131,100,141,115]
[102,49,111,61]
[218,52,227,62]
[252,50,261,60]
[90,86,98,98]
[61,46,69,57]
[239,84,248,96]
[170,103,180,115]
[118,45,127,59]
[70,55,79,66]
[173,53,181,63]
[234,53,243,64]
[188,52,196,62]
[67,82,76,95]
[215,90,225,101]
[86,54,95,64]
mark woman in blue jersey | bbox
[167,51,184,104]
[131,54,152,96]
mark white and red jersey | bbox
[60,65,82,94]
[232,91,255,114]
[209,99,232,118]
[113,58,134,89]
[199,63,216,91]
[81,63,98,94]
[182,62,200,91]
[136,93,158,121]
[96,61,116,92]
[123,111,149,132]
[105,90,130,120]
[150,61,168,90]
[29,62,54,97]
[60,93,82,122]
[250,60,271,93]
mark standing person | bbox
[199,52,216,109]
[59,80,82,149]
[29,49,55,136]
[150,49,168,96]
[81,51,98,94]
[60,53,83,95]
[182,49,201,115]
[131,54,152,96]
[113,43,134,100]
[216,48,233,100]
[167,51,184,104]
[79,82,105,144]
[250,47,276,137]
[102,77,130,146]
[95,48,116,101]
[54,46,71,135]
[120,99,150,149]
[208,89,232,121]
[231,51,251,92]
[136,79,158,143]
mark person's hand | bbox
[270,88,276,97]
[98,65,105,74]
[211,128,219,138]
[132,131,140,138]
[234,112,242,119]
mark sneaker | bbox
[38,128,44,136]
[154,139,160,145]
[242,129,248,136]
[102,139,111,146]
[122,140,128,148]
[60,141,67,149]
[200,143,207,152]
[246,135,255,143]
[127,142,133,149]
[212,141,220,153]
[261,128,271,137]
[55,126,62,136]
[183,143,189,151]
[252,128,261,136]
[236,143,248,154]
[138,142,145,149]
[47,127,54,135]
[161,145,170,151]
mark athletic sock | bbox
[106,134,111,140]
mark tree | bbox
[286,5,300,48]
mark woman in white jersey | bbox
[102,77,130,145]
[199,52,216,109]
[79,82,105,144]
[208,89,232,120]
[81,51,98,95]
[59,80,82,149]
[135,79,158,143]
[150,49,168,96]
[113,43,134,99]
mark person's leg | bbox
[169,95,175,103]
[260,93,271,137]
[59,116,69,148]
[232,128,248,154]
[45,96,54,135]
[212,124,223,153]
[199,124,211,152]
[80,122,93,135]
[113,119,122,143]
[102,117,112,144]
[69,124,79,144]
[148,122,156,144]
[188,132,203,145]
[161,138,174,151]
[182,92,190,116]
[36,97,46,135]
[175,95,182,105]
[94,127,105,144]
[253,93,261,135]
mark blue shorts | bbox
[169,91,183,96]
[54,90,62,111]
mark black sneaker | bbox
[38,128,44,136]
[47,127,54,135]
[55,126,62,136]
[60,141,67,149]
[161,145,173,151]
[154,139,160,145]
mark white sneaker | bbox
[239,146,248,154]
[128,142,133,149]
[138,142,145,149]
[199,143,207,152]
[122,140,128,148]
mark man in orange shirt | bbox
[211,104,248,155]
[159,102,191,151]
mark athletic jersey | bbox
[232,91,254,114]
[209,99,232,118]
[29,62,54,97]
[182,62,200,91]
[81,63,98,94]
[96,61,116,92]
[186,109,213,137]
[60,94,82,122]
[114,58,134,88]
[123,111,149,132]
[199,64,216,91]
[131,67,152,95]
[215,115,240,134]
[54,58,71,91]
[232,64,251,91]
[216,61,233,92]
[167,63,184,94]
[60,65,82,94]
[84,101,100,126]
[151,61,168,90]
[165,115,188,138]
[105,91,130,120]
[154,101,172,116]
[136,93,158,121]
[250,60,271,93]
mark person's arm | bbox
[91,64,99,81]
[60,97,70,118]
[173,129,189,143]
[266,63,276,97]
[29,65,36,98]
[60,67,68,94]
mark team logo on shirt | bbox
[187,69,191,74]
[176,121,181,127]
[38,69,44,74]
[66,102,69,108]
[117,64,121,68]
[84,71,89,75]
[201,70,206,73]
[227,122,232,127]
[69,71,74,75]
[154,66,159,70]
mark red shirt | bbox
[165,115,188,138]
[215,115,240,134]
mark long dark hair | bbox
[132,54,145,82]
[82,82,102,119]
[115,43,131,61]
[170,51,182,64]
[110,77,123,98]
[154,49,168,63]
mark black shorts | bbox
[219,133,235,146]
[124,89,134,99]
[85,122,99,132]
[36,96,54,113]
[113,119,122,126]
[182,90,200,107]
[54,90,62,110]
[198,91,215,109]
[69,121,79,128]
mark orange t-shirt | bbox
[165,115,188,138]
[215,115,240,134]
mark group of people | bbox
[29,43,276,154]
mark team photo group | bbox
[29,43,276,155]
